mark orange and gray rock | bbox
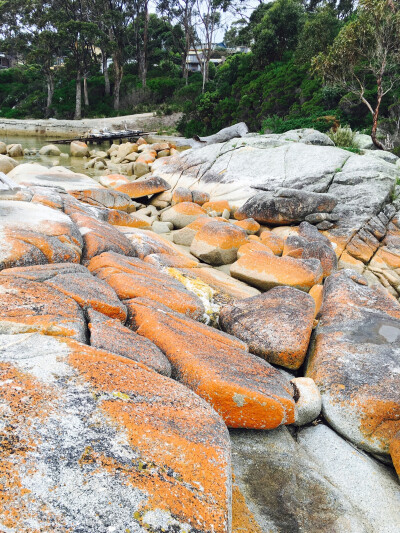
[88,251,206,320]
[0,333,231,532]
[69,212,134,262]
[88,309,171,376]
[69,188,133,211]
[115,176,170,198]
[0,276,87,341]
[0,200,83,270]
[161,201,207,229]
[231,251,323,292]
[190,220,248,265]
[306,269,400,457]
[129,298,295,429]
[220,286,315,369]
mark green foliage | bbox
[327,125,359,149]
[261,114,336,133]
[252,0,306,66]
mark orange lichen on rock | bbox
[219,286,315,370]
[231,251,323,292]
[237,241,274,258]
[161,201,207,228]
[232,218,260,235]
[69,212,134,262]
[259,230,284,255]
[202,200,231,216]
[88,251,205,319]
[309,284,324,318]
[306,270,400,456]
[389,431,400,477]
[190,220,248,265]
[129,298,295,429]
[0,276,86,341]
[232,483,264,533]
[104,209,151,229]
[0,333,231,531]
[69,188,132,211]
[0,200,83,270]
[88,309,171,375]
[115,176,170,198]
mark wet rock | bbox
[39,144,61,156]
[161,201,206,229]
[306,269,400,457]
[190,220,248,265]
[220,286,315,369]
[70,140,89,157]
[7,143,23,158]
[0,154,18,174]
[115,176,171,198]
[0,200,82,269]
[88,252,206,320]
[235,188,337,224]
[0,333,231,532]
[129,298,295,429]
[230,251,323,292]
[0,277,87,341]
[88,309,171,376]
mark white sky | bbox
[150,0,263,42]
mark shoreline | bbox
[0,112,182,138]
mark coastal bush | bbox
[328,126,359,149]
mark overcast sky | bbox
[150,0,264,42]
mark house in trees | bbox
[0,51,17,69]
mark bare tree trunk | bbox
[75,71,82,120]
[371,77,385,150]
[183,30,190,85]
[103,52,110,96]
[139,1,149,87]
[113,54,123,111]
[83,76,89,107]
[45,73,54,118]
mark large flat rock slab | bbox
[0,200,83,269]
[129,298,295,429]
[306,269,400,457]
[0,333,231,532]
[7,163,103,191]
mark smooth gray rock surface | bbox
[231,424,400,533]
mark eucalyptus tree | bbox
[314,0,400,149]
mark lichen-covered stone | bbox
[220,286,315,369]
[129,298,295,429]
[306,269,400,457]
[0,333,231,532]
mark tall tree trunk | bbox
[183,30,190,85]
[139,1,149,87]
[371,76,385,150]
[83,76,89,107]
[113,54,123,111]
[102,51,110,96]
[202,59,209,93]
[45,73,54,118]
[75,71,82,120]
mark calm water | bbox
[1,135,188,179]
